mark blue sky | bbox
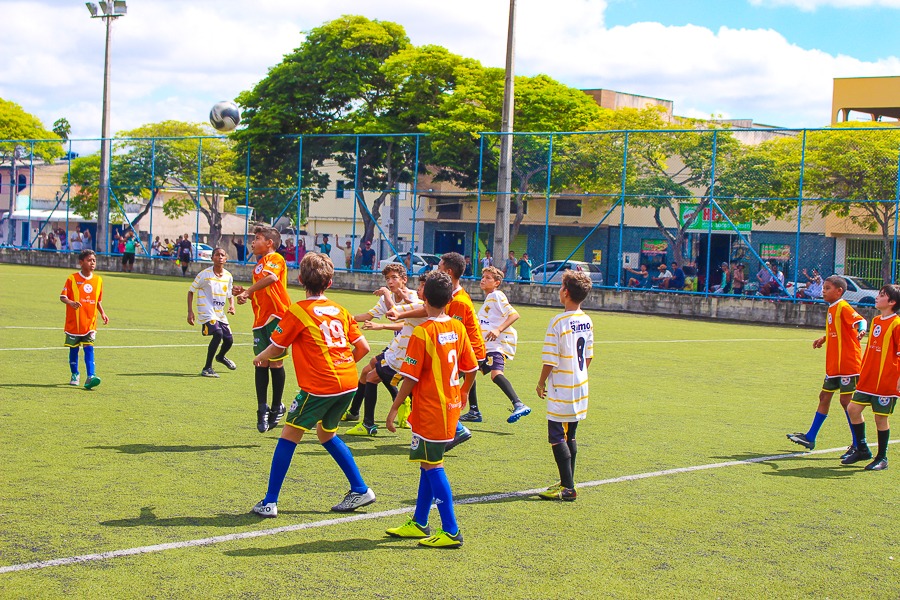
[0,0,897,140]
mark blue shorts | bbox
[202,321,233,340]
[479,352,506,374]
[548,420,578,445]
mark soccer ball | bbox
[209,101,241,133]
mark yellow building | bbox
[832,76,900,124]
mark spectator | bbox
[360,240,376,270]
[70,227,83,252]
[662,261,686,290]
[82,228,93,251]
[340,237,353,269]
[798,268,824,300]
[283,238,297,263]
[731,264,746,295]
[151,236,162,257]
[652,263,673,288]
[464,255,473,277]
[712,262,731,293]
[232,237,247,262]
[517,252,533,282]
[315,234,332,256]
[625,264,651,288]
[403,252,414,273]
[480,250,493,273]
[296,238,307,264]
[45,232,58,250]
[503,251,517,279]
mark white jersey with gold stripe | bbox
[190,267,233,324]
[478,290,518,359]
[541,310,594,422]
[384,293,426,372]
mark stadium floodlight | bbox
[86,0,127,254]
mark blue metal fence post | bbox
[474,135,485,272]
[243,142,251,261]
[893,145,900,284]
[296,136,303,268]
[617,132,630,288]
[410,135,421,266]
[793,130,807,295]
[194,138,202,259]
[703,131,717,296]
[350,136,361,272]
[541,136,552,284]
[149,139,156,258]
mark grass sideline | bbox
[0,263,897,598]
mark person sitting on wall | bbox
[625,264,651,288]
[651,263,673,288]
[660,262,685,290]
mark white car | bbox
[530,260,604,285]
[842,276,878,306]
[378,252,441,273]
[192,243,214,261]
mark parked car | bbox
[530,260,604,285]
[842,275,878,306]
[378,252,441,273]
[192,243,214,261]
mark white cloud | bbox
[749,0,900,9]
[0,0,897,141]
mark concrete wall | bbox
[5,247,867,329]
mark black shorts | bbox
[202,321,233,340]
[478,352,506,374]
[122,252,135,265]
[548,420,579,445]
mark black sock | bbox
[204,334,222,370]
[876,428,890,460]
[552,443,575,489]
[567,439,578,478]
[363,382,378,427]
[349,383,365,415]
[382,380,398,400]
[216,335,233,359]
[270,367,286,409]
[255,366,269,411]
[851,422,868,451]
[468,379,479,412]
[492,374,520,406]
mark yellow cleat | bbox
[418,528,463,549]
[386,518,431,539]
[345,422,377,436]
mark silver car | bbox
[530,260,604,285]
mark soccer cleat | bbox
[539,486,577,501]
[841,446,873,465]
[69,373,80,386]
[216,356,237,370]
[200,367,219,378]
[786,432,814,450]
[865,457,888,471]
[396,398,412,429]
[418,528,463,549]
[268,404,286,429]
[840,446,857,460]
[345,422,378,436]
[331,488,376,512]
[444,426,472,451]
[545,482,563,492]
[459,410,483,423]
[507,403,532,424]
[84,376,101,390]
[341,410,360,422]
[386,518,431,539]
[257,407,270,433]
[252,500,277,518]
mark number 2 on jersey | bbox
[447,349,460,387]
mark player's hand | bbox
[812,337,825,349]
[536,381,547,399]
[101,314,109,325]
[233,285,245,295]
[71,300,81,309]
[386,408,398,433]
[385,308,400,321]
[187,312,195,326]
[858,330,866,340]
[361,321,378,330]
[374,286,390,298]
[252,354,266,368]
[486,328,500,342]
[228,306,235,315]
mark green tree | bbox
[52,118,72,142]
[0,98,63,162]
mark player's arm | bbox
[362,320,403,332]
[254,342,284,366]
[387,304,427,321]
[351,335,371,363]
[59,294,80,309]
[536,364,554,399]
[354,312,375,322]
[486,311,519,342]
[386,377,416,433]
[235,273,279,302]
[187,290,196,325]
[96,301,109,325]
[854,318,868,340]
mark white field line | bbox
[0,343,253,352]
[0,326,251,335]
[2,441,892,575]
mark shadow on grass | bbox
[761,465,862,479]
[116,372,199,378]
[224,537,413,557]
[0,383,78,389]
[88,443,260,454]
[101,506,319,528]
[710,451,814,462]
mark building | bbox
[832,76,900,124]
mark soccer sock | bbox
[69,347,79,374]
[262,437,297,504]
[552,442,575,489]
[255,367,269,410]
[363,382,378,427]
[83,345,96,378]
[850,422,868,451]
[413,467,434,526]
[456,421,466,434]
[567,438,578,479]
[322,437,367,494]
[349,383,365,415]
[204,334,222,370]
[468,379,479,412]
[845,409,859,446]
[805,411,828,441]
[217,334,233,359]
[425,467,459,536]
[875,428,890,460]
[382,381,399,401]
[270,367,286,409]
[492,374,521,406]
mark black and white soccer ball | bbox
[209,101,241,133]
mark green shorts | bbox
[253,318,288,361]
[822,375,858,394]
[64,332,96,347]
[851,391,897,416]
[284,389,355,432]
[409,434,447,465]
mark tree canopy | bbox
[0,98,63,162]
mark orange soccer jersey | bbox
[250,251,291,328]
[269,297,363,396]
[857,313,900,397]
[447,287,486,361]
[824,299,864,377]
[399,316,478,442]
[60,272,103,336]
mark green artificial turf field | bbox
[0,263,897,598]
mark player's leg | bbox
[253,422,304,517]
[566,422,579,480]
[345,358,377,421]
[420,457,463,548]
[460,364,485,422]
[252,325,272,432]
[867,412,891,470]
[838,379,860,451]
[842,399,872,465]
[540,421,576,501]
[67,339,80,386]
[268,360,286,429]
[201,323,222,377]
[487,353,531,423]
[318,392,376,512]
[347,374,379,436]
[82,334,100,389]
[787,379,837,450]
[215,324,236,370]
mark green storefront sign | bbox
[679,204,751,232]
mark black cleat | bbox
[257,407,270,433]
[840,445,857,460]
[865,457,888,471]
[786,432,814,450]
[840,447,873,465]
[444,426,472,452]
[268,404,286,430]
[216,356,237,370]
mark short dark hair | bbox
[562,270,592,304]
[440,252,465,279]
[254,226,281,249]
[881,284,900,313]
[299,252,333,295]
[78,249,95,262]
[423,271,453,309]
[825,275,847,294]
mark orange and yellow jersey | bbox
[447,286,486,361]
[400,316,478,442]
[269,296,363,396]
[60,272,103,336]
[857,313,900,397]
[250,251,292,328]
[825,299,865,377]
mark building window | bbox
[17,174,26,193]
[336,180,345,199]
[555,199,581,217]
[436,202,462,220]
[512,199,528,215]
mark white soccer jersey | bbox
[190,267,233,324]
[478,290,518,359]
[367,294,394,319]
[384,294,426,372]
[541,310,594,422]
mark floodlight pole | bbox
[493,0,516,263]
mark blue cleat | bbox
[507,403,532,424]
